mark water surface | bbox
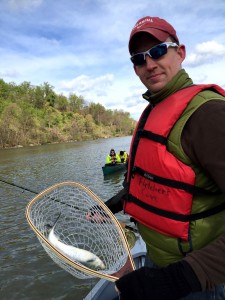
[0,136,132,300]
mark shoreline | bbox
[0,134,130,150]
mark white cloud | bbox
[1,0,225,119]
[0,69,21,78]
[59,74,114,96]
[185,41,225,67]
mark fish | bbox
[46,213,105,271]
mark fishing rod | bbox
[0,177,138,233]
[0,177,38,194]
[0,177,81,211]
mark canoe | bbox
[84,237,146,300]
[102,163,126,176]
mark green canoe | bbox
[102,163,126,176]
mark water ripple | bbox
[0,137,131,300]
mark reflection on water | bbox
[0,136,132,300]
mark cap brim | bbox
[129,28,170,54]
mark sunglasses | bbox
[130,42,178,66]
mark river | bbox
[0,136,132,300]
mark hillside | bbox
[0,79,136,148]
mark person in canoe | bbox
[105,149,120,165]
[117,151,128,163]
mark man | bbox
[117,150,128,163]
[105,16,225,299]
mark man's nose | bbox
[145,55,157,70]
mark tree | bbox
[41,82,56,107]
[88,102,106,124]
[0,103,21,147]
[0,78,136,148]
[68,93,85,112]
[0,79,16,100]
[85,114,96,134]
[68,113,86,140]
[55,94,68,112]
[34,86,45,108]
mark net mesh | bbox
[26,182,133,280]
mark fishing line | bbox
[0,177,137,234]
[0,177,80,211]
[0,177,38,194]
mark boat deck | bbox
[84,237,146,300]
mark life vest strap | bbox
[132,166,219,196]
[128,194,225,221]
[138,129,167,145]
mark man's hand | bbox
[115,260,201,300]
[86,205,110,223]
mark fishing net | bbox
[26,182,135,281]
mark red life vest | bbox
[124,84,225,241]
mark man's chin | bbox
[147,83,165,94]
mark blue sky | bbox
[1,0,225,120]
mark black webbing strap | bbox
[138,129,167,145]
[132,166,218,196]
[128,194,225,221]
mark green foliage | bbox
[0,78,136,148]
[68,93,85,112]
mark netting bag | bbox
[26,182,135,281]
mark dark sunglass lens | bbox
[131,44,169,65]
[150,44,167,59]
[131,54,145,66]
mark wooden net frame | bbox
[26,182,135,281]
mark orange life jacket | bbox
[124,84,225,241]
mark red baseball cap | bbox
[129,16,179,54]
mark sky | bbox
[1,0,225,120]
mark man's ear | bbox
[177,44,186,63]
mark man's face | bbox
[132,33,186,94]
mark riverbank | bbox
[0,134,129,150]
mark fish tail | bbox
[52,212,62,229]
